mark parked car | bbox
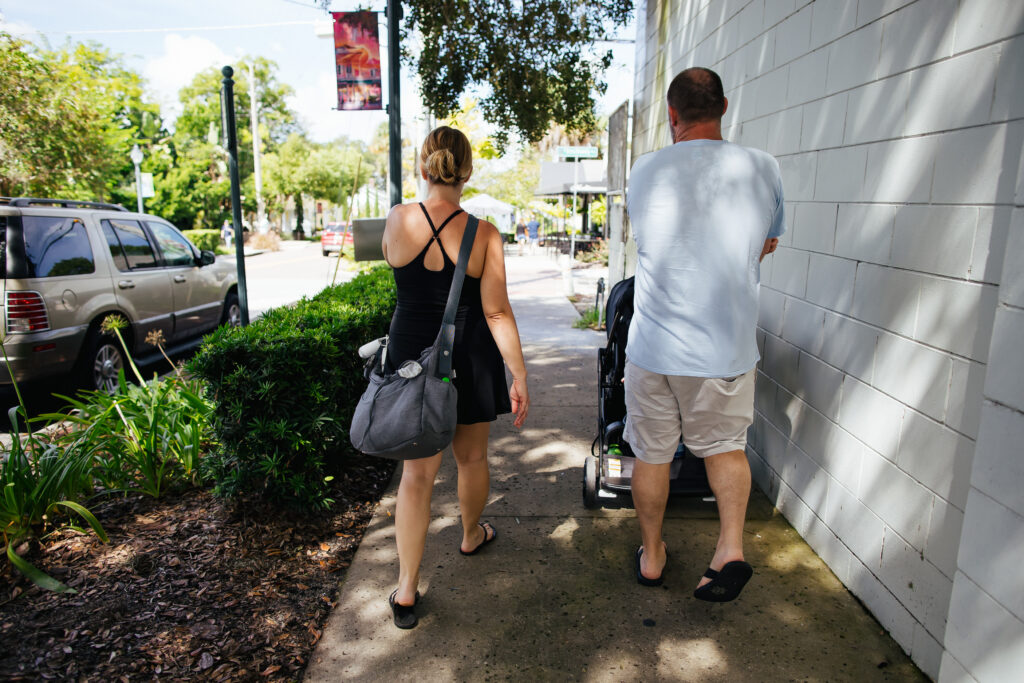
[320,222,353,257]
[0,197,241,393]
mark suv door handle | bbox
[118,280,135,289]
[173,275,187,283]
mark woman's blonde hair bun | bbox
[420,126,472,186]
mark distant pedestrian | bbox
[381,125,530,629]
[221,220,233,249]
[526,216,540,253]
[515,217,527,255]
[625,67,784,602]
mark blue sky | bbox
[1,0,636,146]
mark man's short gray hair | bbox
[667,67,725,123]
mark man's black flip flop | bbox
[693,560,753,602]
[635,546,664,587]
[460,521,497,556]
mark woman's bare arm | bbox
[478,223,529,428]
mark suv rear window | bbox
[21,216,95,278]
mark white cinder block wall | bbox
[628,1,1024,679]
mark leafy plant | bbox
[404,0,633,148]
[43,325,214,496]
[50,373,214,497]
[1,339,108,593]
[182,229,220,252]
[573,306,604,330]
[576,237,609,265]
[188,265,395,508]
[1,406,109,593]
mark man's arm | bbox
[760,238,779,262]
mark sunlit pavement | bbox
[305,251,925,682]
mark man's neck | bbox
[671,120,723,143]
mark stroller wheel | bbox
[582,457,599,509]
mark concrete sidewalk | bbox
[306,253,925,682]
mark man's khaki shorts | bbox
[623,362,755,464]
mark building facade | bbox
[627,1,1024,679]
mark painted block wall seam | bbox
[748,438,943,674]
[760,289,989,442]
[757,328,978,511]
[631,6,1023,146]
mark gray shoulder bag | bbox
[349,214,480,460]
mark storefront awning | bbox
[535,160,607,196]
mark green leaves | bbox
[50,375,215,497]
[6,542,77,594]
[404,0,633,149]
[0,33,162,199]
[0,403,107,593]
[188,266,396,509]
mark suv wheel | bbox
[80,331,125,394]
[222,292,242,327]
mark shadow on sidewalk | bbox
[306,349,926,682]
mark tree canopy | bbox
[0,33,158,198]
[403,0,632,148]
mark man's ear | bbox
[722,97,728,117]
[667,104,679,129]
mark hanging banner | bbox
[331,11,383,111]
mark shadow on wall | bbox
[747,2,1022,673]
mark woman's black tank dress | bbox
[385,204,511,424]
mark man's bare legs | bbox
[451,422,494,553]
[696,449,751,589]
[632,459,671,581]
[394,453,442,606]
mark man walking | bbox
[625,67,784,602]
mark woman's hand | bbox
[509,376,529,429]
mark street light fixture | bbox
[129,144,144,214]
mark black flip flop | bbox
[693,560,753,602]
[388,590,420,629]
[634,546,665,587]
[460,521,497,556]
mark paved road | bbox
[236,240,358,319]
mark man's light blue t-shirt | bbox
[625,139,785,378]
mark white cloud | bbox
[289,71,386,144]
[144,34,231,125]
[0,14,43,39]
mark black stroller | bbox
[583,276,713,508]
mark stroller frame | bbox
[583,276,713,508]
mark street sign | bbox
[556,145,599,159]
[140,172,155,198]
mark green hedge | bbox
[187,265,396,508]
[183,229,221,252]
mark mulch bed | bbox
[0,458,396,682]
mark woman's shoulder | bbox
[388,202,419,222]
[466,215,499,240]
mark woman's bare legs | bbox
[394,452,442,606]
[451,422,494,552]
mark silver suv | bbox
[1,198,240,392]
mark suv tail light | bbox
[6,291,50,333]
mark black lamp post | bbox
[220,65,251,326]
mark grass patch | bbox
[573,306,604,330]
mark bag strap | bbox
[436,214,479,379]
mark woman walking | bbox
[381,126,529,629]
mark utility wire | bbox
[54,20,319,36]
